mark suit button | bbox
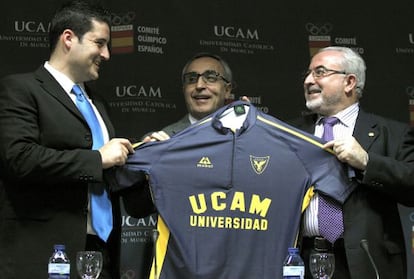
[371,180,383,187]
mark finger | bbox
[240,96,250,102]
[126,143,135,154]
[121,145,129,157]
[142,136,152,143]
[149,132,161,141]
[151,131,168,141]
[157,131,170,140]
[118,138,135,153]
[322,140,335,149]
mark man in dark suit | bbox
[0,1,134,278]
[124,52,235,275]
[290,46,414,279]
[143,52,234,141]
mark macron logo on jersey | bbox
[197,157,213,168]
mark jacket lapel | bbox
[34,66,115,138]
[34,66,83,119]
[353,110,378,151]
[296,109,379,152]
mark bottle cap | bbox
[288,247,299,253]
[54,244,66,251]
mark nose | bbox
[195,75,207,88]
[101,45,110,60]
[303,71,315,84]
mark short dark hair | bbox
[49,0,110,51]
[182,52,233,84]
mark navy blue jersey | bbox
[114,101,356,279]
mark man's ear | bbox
[224,82,233,98]
[62,29,76,50]
[345,74,357,94]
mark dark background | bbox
[1,1,414,278]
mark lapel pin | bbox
[368,132,375,137]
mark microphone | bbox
[152,228,159,244]
[360,239,380,279]
[152,229,160,279]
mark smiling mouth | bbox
[306,87,321,94]
[193,95,210,100]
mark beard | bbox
[305,92,342,116]
[305,97,323,113]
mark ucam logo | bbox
[189,191,271,217]
[115,85,162,98]
[14,21,50,33]
[121,214,157,227]
[214,26,259,40]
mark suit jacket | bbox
[0,66,119,278]
[161,115,192,136]
[290,109,414,279]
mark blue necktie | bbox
[72,84,113,242]
[318,117,344,244]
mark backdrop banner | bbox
[1,0,414,278]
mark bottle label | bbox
[48,263,70,279]
[283,266,304,279]
[49,275,70,279]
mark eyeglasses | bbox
[182,70,230,85]
[304,66,347,80]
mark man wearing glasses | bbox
[290,46,414,279]
[143,52,233,141]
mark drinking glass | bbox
[309,252,335,279]
[76,251,103,279]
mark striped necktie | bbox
[72,84,113,242]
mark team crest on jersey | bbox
[250,155,270,174]
[197,156,214,168]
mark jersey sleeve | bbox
[110,140,167,191]
[257,114,357,204]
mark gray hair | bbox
[317,46,366,98]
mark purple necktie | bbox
[318,117,344,243]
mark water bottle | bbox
[48,244,70,279]
[282,247,305,279]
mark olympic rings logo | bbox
[305,23,333,35]
[107,11,136,26]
